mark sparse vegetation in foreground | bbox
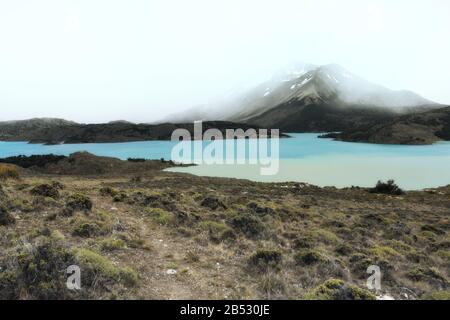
[0,153,449,300]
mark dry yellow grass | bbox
[0,163,20,180]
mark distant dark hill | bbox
[0,118,77,138]
[321,106,450,145]
[0,119,286,144]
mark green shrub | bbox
[293,236,314,249]
[370,180,404,195]
[421,291,450,300]
[249,249,283,271]
[230,214,265,238]
[125,237,147,249]
[200,197,227,210]
[8,198,34,213]
[370,245,401,260]
[113,192,128,202]
[66,193,93,212]
[30,183,60,198]
[421,224,445,235]
[0,234,76,299]
[199,220,235,242]
[51,181,65,190]
[335,244,352,256]
[144,207,175,225]
[407,266,446,283]
[304,279,376,300]
[119,267,139,287]
[0,232,138,300]
[436,250,450,263]
[294,249,327,266]
[73,248,139,287]
[72,223,101,238]
[99,187,119,197]
[98,238,126,251]
[312,229,340,245]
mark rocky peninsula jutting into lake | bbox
[320,106,450,145]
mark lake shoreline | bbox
[1,133,449,190]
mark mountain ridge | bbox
[164,63,442,134]
[232,64,442,132]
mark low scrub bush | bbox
[370,179,404,195]
[73,248,139,287]
[229,214,265,239]
[144,207,175,225]
[201,197,227,210]
[249,249,283,271]
[0,233,76,299]
[198,220,235,242]
[72,222,102,238]
[421,291,450,300]
[97,237,126,251]
[294,249,328,266]
[66,193,93,212]
[99,187,119,197]
[407,266,446,284]
[30,183,60,199]
[304,279,376,300]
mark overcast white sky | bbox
[0,0,449,123]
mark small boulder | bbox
[166,269,177,275]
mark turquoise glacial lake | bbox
[1,133,450,190]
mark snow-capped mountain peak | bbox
[253,63,435,113]
[162,63,439,124]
